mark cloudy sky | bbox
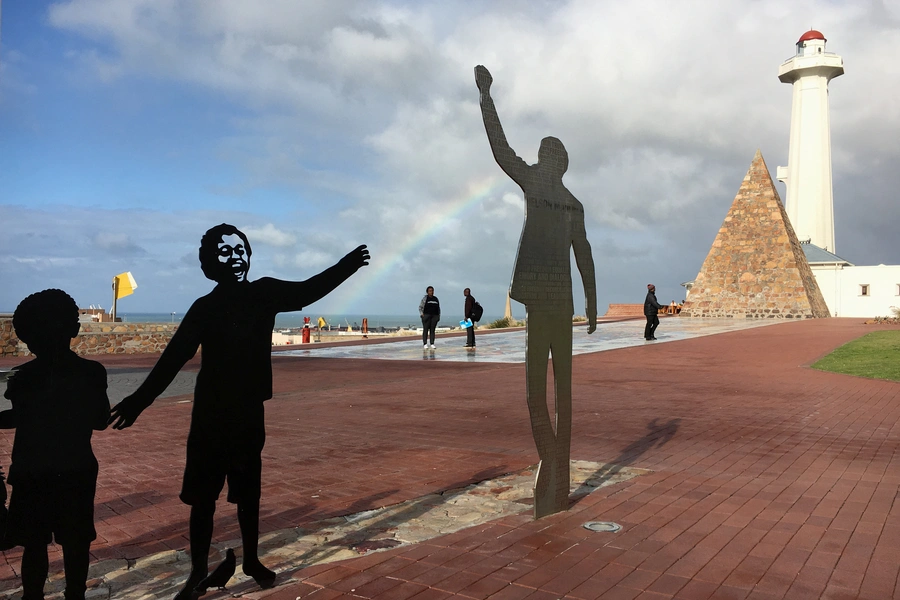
[2,0,899,318]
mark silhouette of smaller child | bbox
[0,289,110,600]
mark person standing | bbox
[463,288,476,348]
[644,284,664,341]
[419,286,440,349]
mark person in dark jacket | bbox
[463,288,476,348]
[644,284,664,341]
[419,286,440,349]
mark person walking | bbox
[419,286,440,349]
[644,284,664,341]
[463,288,476,348]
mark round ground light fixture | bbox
[583,521,622,533]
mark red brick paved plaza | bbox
[2,318,899,599]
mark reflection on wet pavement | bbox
[278,318,778,364]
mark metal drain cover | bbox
[583,521,621,533]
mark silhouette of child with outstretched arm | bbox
[0,289,111,600]
[109,224,369,600]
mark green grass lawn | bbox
[812,330,900,381]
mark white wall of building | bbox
[812,265,900,318]
[272,331,300,346]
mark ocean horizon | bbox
[115,312,513,330]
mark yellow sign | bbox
[113,272,138,299]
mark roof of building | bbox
[798,29,826,43]
[801,242,852,266]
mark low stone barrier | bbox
[604,303,644,318]
[0,319,178,358]
[0,320,15,357]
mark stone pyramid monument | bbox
[680,150,830,319]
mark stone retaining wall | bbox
[0,320,15,357]
[604,304,644,317]
[0,319,178,358]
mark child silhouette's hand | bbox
[338,245,370,272]
[109,394,152,430]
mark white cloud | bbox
[241,223,296,248]
[290,250,332,270]
[92,232,145,254]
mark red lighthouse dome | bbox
[798,30,826,43]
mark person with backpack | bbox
[419,286,441,349]
[463,288,478,348]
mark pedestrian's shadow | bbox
[570,417,680,505]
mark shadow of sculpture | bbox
[0,289,111,600]
[476,65,597,519]
[39,465,515,599]
[106,224,369,599]
[571,418,681,504]
[225,465,516,596]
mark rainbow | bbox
[331,175,513,313]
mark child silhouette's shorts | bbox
[180,426,265,506]
[5,469,98,546]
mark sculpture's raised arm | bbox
[475,65,529,185]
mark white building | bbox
[777,31,900,318]
[802,243,900,318]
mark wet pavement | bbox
[275,319,776,364]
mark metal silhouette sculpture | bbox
[476,66,597,518]
[193,547,236,597]
[109,224,369,599]
[1,289,111,600]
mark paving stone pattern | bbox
[7,461,644,598]
[681,151,830,319]
[0,318,898,599]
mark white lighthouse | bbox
[775,30,843,252]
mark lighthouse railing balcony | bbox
[782,50,841,63]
